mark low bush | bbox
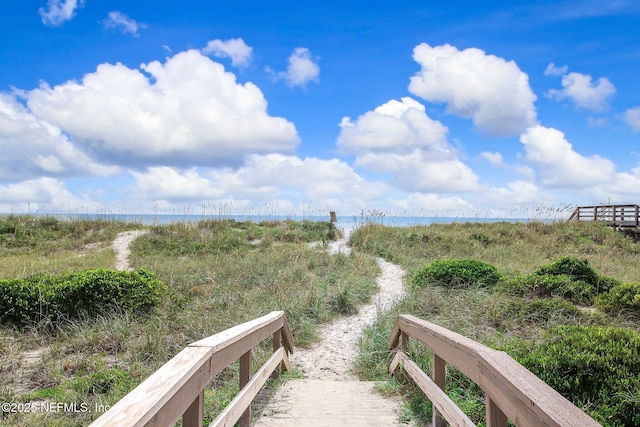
[596,283,640,317]
[534,256,599,283]
[534,256,618,295]
[412,259,502,288]
[491,297,583,327]
[505,325,640,426]
[499,257,620,305]
[0,269,167,325]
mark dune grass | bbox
[0,217,376,426]
[350,220,640,425]
[3,215,639,426]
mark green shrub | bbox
[491,297,583,327]
[0,269,167,325]
[500,257,621,304]
[501,274,594,304]
[412,259,502,288]
[533,256,617,294]
[596,283,640,317]
[534,256,599,283]
[505,325,640,426]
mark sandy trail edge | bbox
[112,230,147,271]
[292,238,406,380]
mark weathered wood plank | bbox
[397,352,476,427]
[280,315,295,354]
[210,347,288,427]
[388,314,601,427]
[89,346,212,427]
[486,396,507,427]
[395,315,484,383]
[183,391,204,427]
[477,349,600,427]
[190,311,285,349]
[90,311,292,427]
[239,350,251,427]
[432,353,447,427]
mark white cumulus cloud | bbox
[389,193,474,213]
[268,48,320,87]
[0,93,118,181]
[546,71,616,111]
[131,167,225,201]
[520,125,615,188]
[337,98,479,193]
[623,107,640,132]
[103,11,147,36]
[129,154,388,213]
[0,177,82,207]
[338,97,448,154]
[409,43,537,137]
[356,149,480,193]
[26,50,299,167]
[202,38,253,68]
[39,0,83,26]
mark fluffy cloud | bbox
[623,107,640,132]
[0,93,118,181]
[480,180,543,207]
[202,38,253,68]
[103,11,146,36]
[26,50,299,166]
[337,98,479,193]
[520,125,615,188]
[0,178,95,216]
[338,97,448,154]
[480,152,504,167]
[544,63,568,76]
[356,149,480,193]
[268,48,320,87]
[129,154,388,212]
[39,0,83,26]
[389,193,474,213]
[409,43,537,137]
[131,167,224,201]
[546,72,616,111]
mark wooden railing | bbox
[569,204,640,229]
[388,314,600,427]
[89,311,293,427]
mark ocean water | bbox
[31,212,530,234]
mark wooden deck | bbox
[569,204,640,233]
[88,312,601,426]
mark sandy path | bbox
[293,238,406,380]
[112,230,147,271]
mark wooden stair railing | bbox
[569,204,640,229]
[388,314,601,427]
[89,311,293,427]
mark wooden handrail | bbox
[89,311,293,427]
[569,204,640,228]
[388,314,600,427]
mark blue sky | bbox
[1,1,640,217]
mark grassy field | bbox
[1,215,639,426]
[0,216,378,426]
[350,220,640,425]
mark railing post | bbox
[183,390,204,427]
[239,350,251,427]
[401,331,409,350]
[272,328,282,378]
[486,396,508,427]
[432,354,446,427]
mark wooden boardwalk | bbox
[254,380,403,426]
[569,204,640,233]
